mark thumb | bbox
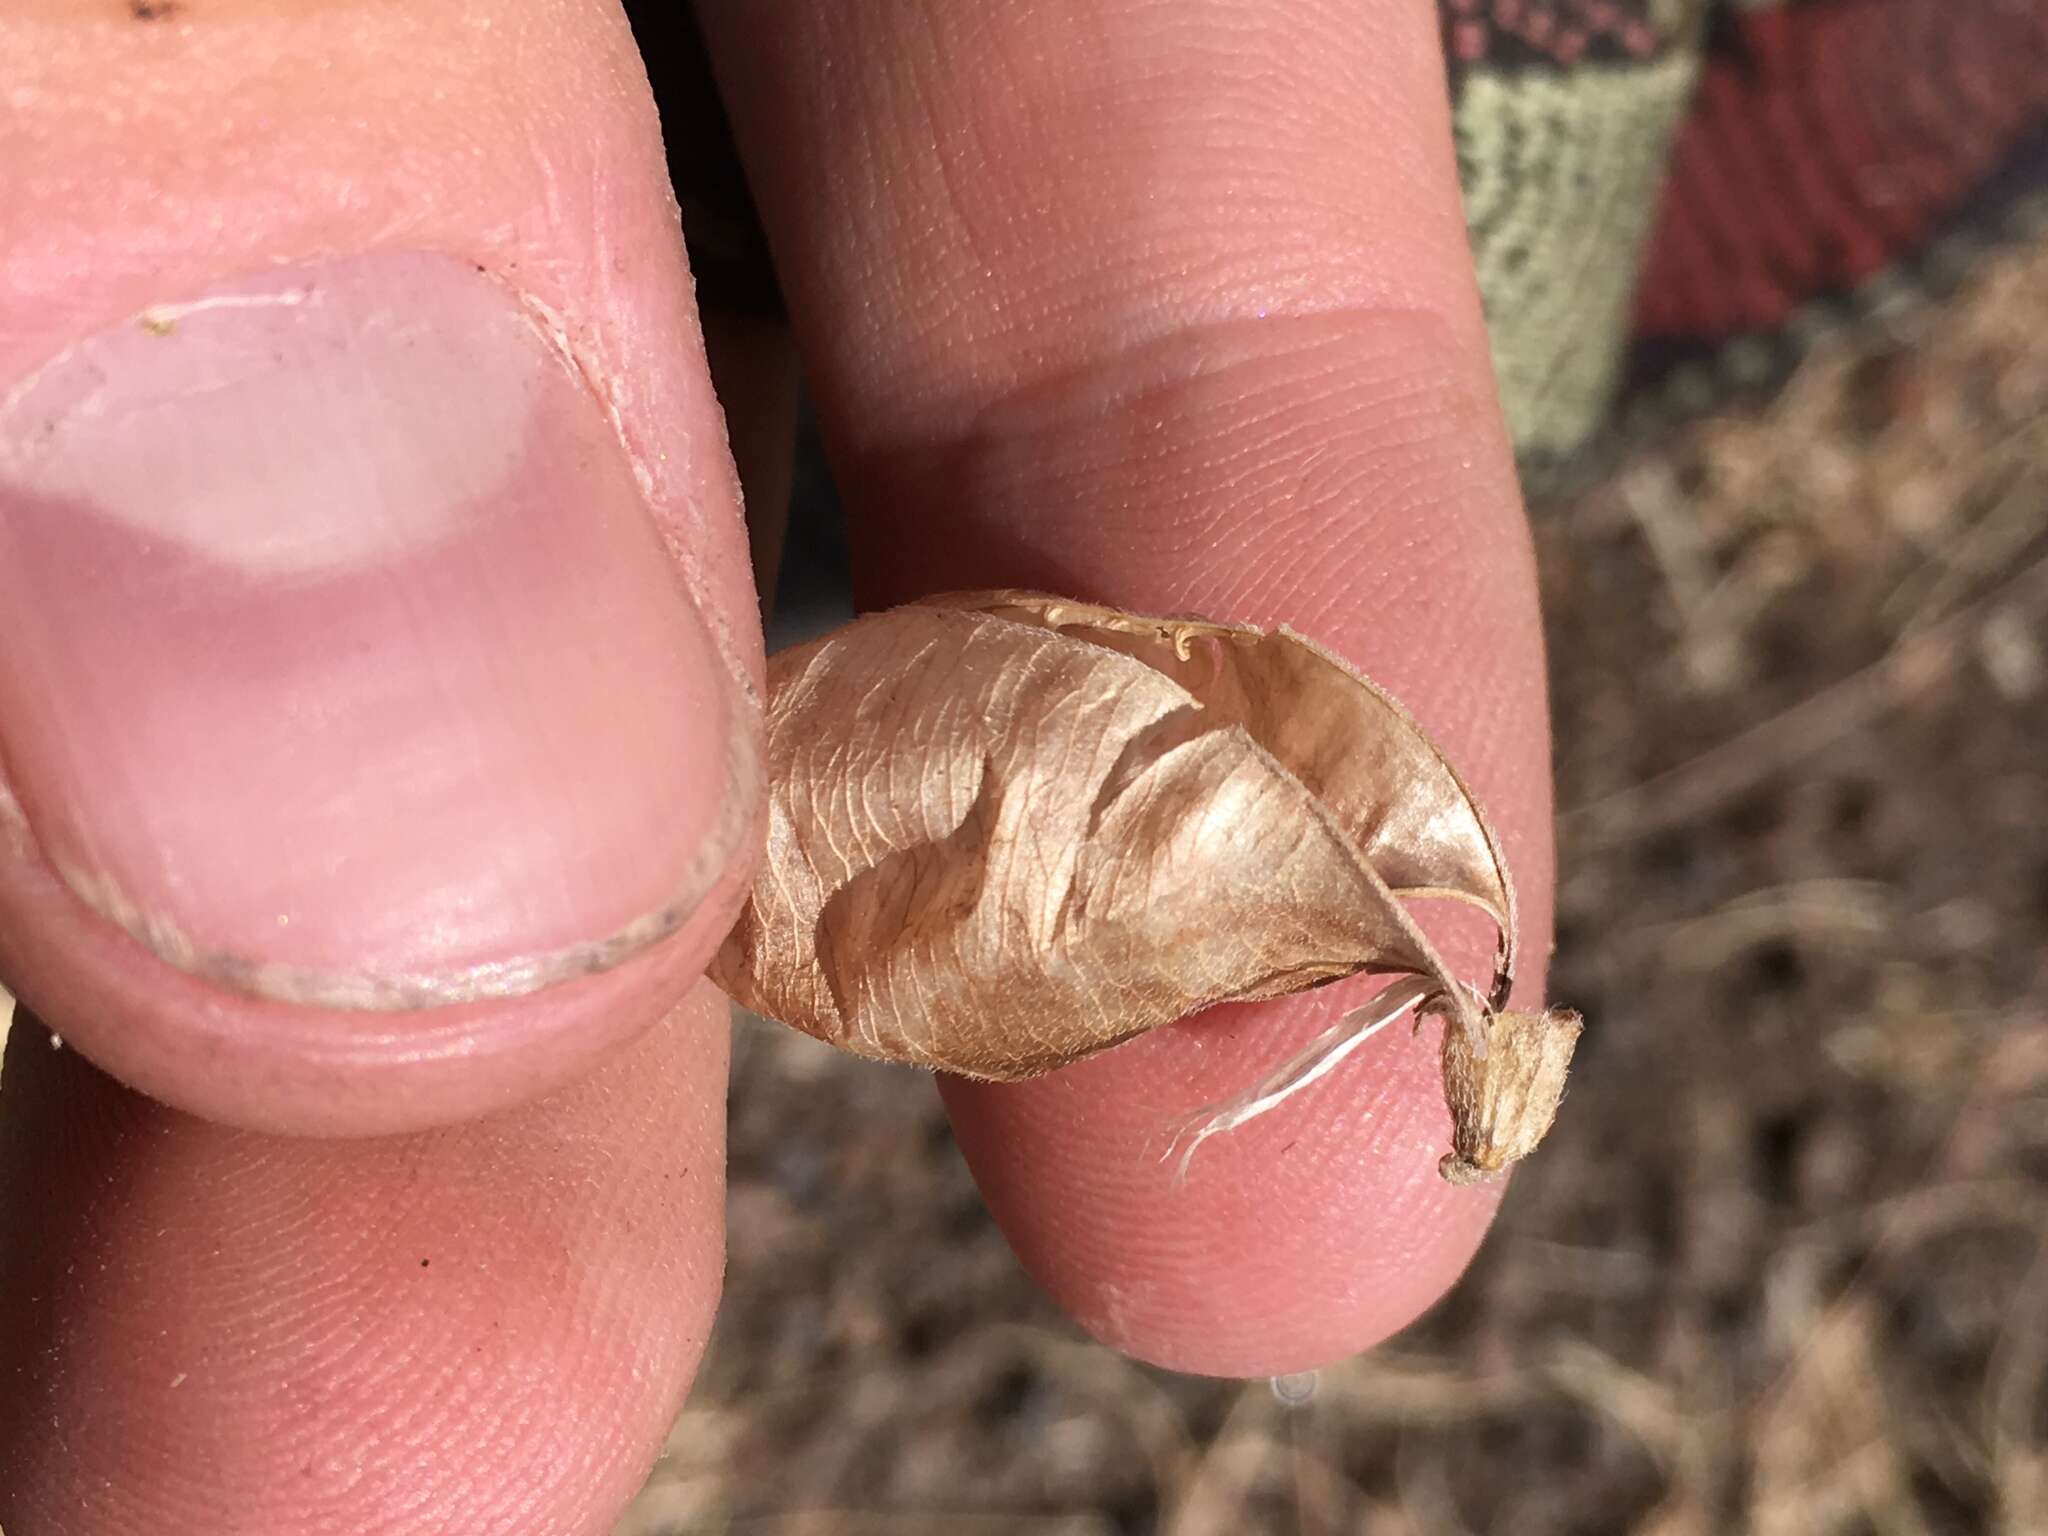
[0,24,763,1138]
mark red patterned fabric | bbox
[1439,0,2048,493]
[1637,0,2048,343]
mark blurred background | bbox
[619,219,2048,1536]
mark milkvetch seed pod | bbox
[711,591,1574,1183]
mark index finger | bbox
[699,0,1553,1375]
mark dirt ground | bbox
[619,237,2048,1536]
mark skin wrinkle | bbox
[949,305,1489,465]
[705,7,1486,440]
[1029,350,1476,608]
[848,310,1516,654]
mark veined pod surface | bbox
[711,591,1522,1081]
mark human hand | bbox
[0,3,1552,1531]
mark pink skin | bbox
[0,252,761,1134]
[1,0,1555,1529]
[0,985,731,1536]
[0,5,765,1133]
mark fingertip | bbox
[0,3,767,1134]
[942,995,1503,1378]
[701,0,1557,1377]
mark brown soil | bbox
[621,241,2048,1536]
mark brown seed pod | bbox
[711,591,1573,1182]
[1439,1005,1585,1185]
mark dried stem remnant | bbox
[712,591,1576,1183]
[1438,1005,1584,1185]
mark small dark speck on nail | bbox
[130,0,181,19]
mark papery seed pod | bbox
[1439,1006,1585,1185]
[711,591,1518,1080]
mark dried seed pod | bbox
[711,590,1573,1181]
[1438,1006,1584,1184]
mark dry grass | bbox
[620,236,2048,1536]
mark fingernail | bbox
[0,252,750,1009]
